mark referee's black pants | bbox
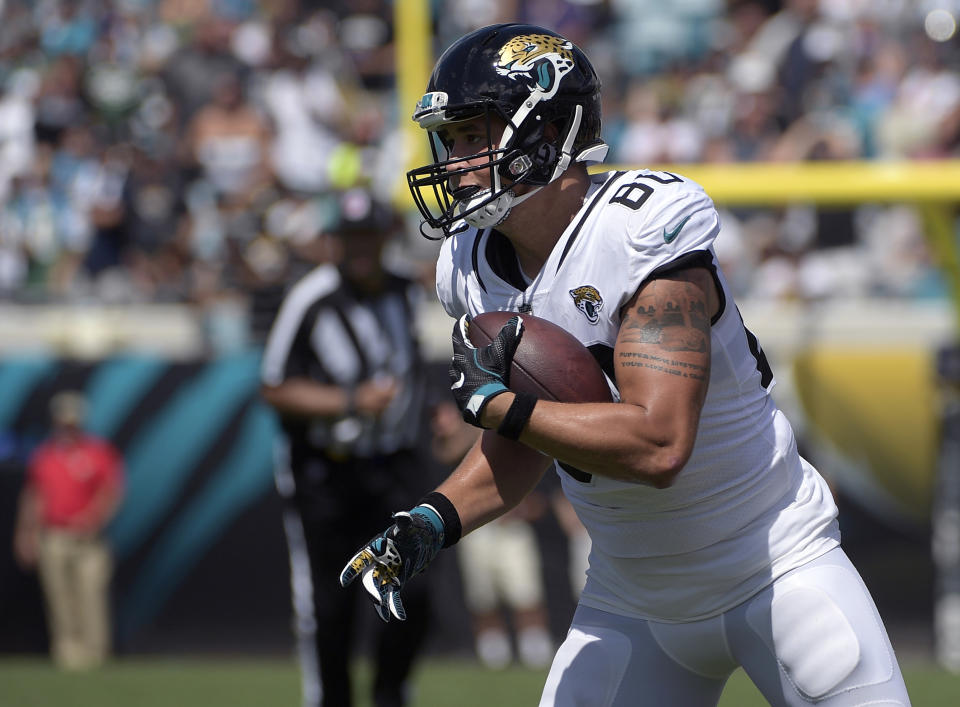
[289,449,431,707]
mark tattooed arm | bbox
[478,267,719,487]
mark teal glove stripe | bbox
[473,382,508,398]
[472,349,503,379]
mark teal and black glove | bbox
[340,505,445,622]
[449,314,523,427]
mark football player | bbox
[341,23,912,706]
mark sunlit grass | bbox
[0,655,956,706]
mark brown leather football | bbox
[468,311,612,403]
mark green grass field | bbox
[0,656,957,706]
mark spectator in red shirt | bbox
[13,390,125,670]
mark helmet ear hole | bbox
[499,119,564,184]
[542,121,561,142]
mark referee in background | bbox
[260,188,432,707]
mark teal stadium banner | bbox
[0,351,293,653]
[0,352,933,656]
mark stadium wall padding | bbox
[0,352,294,653]
[0,353,934,657]
[0,353,500,657]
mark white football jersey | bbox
[436,169,840,621]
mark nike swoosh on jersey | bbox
[451,371,465,390]
[663,215,692,244]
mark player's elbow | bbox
[603,403,699,487]
[622,443,690,488]
[650,459,686,489]
[645,453,687,488]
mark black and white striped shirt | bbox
[261,263,426,461]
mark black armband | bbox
[418,491,462,548]
[496,392,538,441]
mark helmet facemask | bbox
[407,96,584,238]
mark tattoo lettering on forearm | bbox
[620,282,710,353]
[617,351,708,380]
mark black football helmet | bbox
[407,23,608,238]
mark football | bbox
[468,311,612,403]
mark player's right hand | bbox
[339,505,445,621]
[449,314,523,427]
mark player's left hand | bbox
[339,506,444,621]
[449,314,523,427]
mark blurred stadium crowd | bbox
[0,0,957,337]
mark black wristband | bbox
[418,491,462,548]
[496,392,538,441]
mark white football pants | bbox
[540,547,911,706]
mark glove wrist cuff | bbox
[417,491,462,548]
[497,392,538,440]
[467,383,509,427]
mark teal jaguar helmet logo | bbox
[570,285,603,323]
[495,33,575,100]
